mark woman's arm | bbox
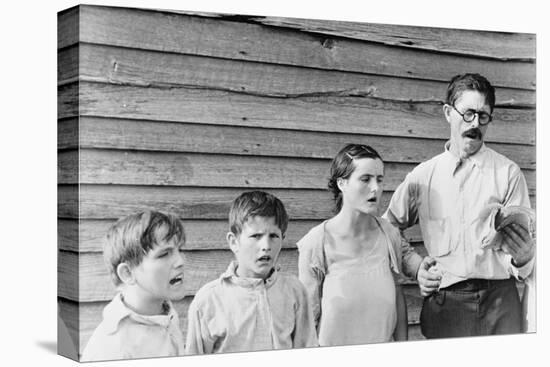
[393,283,408,341]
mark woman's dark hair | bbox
[328,144,383,212]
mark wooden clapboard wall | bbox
[57,4,536,357]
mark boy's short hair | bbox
[228,191,289,236]
[103,211,185,286]
[446,73,496,112]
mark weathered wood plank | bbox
[76,6,535,89]
[58,45,79,85]
[59,248,301,302]
[62,82,535,145]
[59,43,535,107]
[58,83,79,118]
[246,17,536,61]
[58,217,424,253]
[57,150,536,193]
[61,116,535,170]
[58,118,79,150]
[58,6,79,50]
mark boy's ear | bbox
[227,232,239,254]
[116,262,135,285]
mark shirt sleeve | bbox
[297,234,325,331]
[292,281,319,348]
[383,172,423,279]
[185,299,214,355]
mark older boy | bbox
[81,211,186,361]
[185,191,318,354]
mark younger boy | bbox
[81,211,186,361]
[185,191,318,354]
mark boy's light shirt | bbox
[185,261,318,354]
[81,293,184,361]
[384,142,534,288]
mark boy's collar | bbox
[221,261,279,287]
[102,293,175,335]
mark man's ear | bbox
[443,104,452,124]
[227,232,239,255]
[116,263,135,285]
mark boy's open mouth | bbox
[367,197,377,203]
[169,275,183,285]
[257,255,271,263]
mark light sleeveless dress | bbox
[297,218,402,347]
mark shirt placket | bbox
[255,282,275,349]
[455,160,472,274]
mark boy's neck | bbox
[120,288,166,316]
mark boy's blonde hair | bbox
[103,211,185,286]
[228,191,289,236]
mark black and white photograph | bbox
[3,1,548,367]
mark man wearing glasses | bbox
[383,73,535,338]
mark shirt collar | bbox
[102,293,176,335]
[443,140,488,171]
[221,261,279,288]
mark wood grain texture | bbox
[59,249,300,302]
[61,82,535,145]
[59,43,535,107]
[245,17,535,61]
[57,150,536,193]
[58,217,424,253]
[57,6,79,50]
[73,6,535,89]
[61,116,536,170]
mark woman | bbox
[297,143,408,346]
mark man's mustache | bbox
[462,128,482,140]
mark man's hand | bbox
[501,223,535,267]
[417,257,442,297]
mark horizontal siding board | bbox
[64,82,535,145]
[61,43,535,107]
[60,249,299,302]
[78,6,535,89]
[58,150,536,193]
[57,6,79,50]
[58,118,79,150]
[58,45,79,85]
[67,117,535,170]
[247,17,535,60]
[58,218,424,253]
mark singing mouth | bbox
[367,197,377,203]
[257,255,271,263]
[169,274,183,285]
[463,128,482,140]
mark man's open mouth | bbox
[463,128,482,140]
[169,275,183,285]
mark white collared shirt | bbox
[81,293,184,361]
[185,261,318,354]
[384,142,534,288]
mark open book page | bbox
[481,206,536,250]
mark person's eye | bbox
[377,177,383,184]
[464,110,476,119]
[157,251,169,258]
[250,234,261,239]
[270,233,280,239]
[361,176,371,183]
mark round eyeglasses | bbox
[450,104,493,125]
